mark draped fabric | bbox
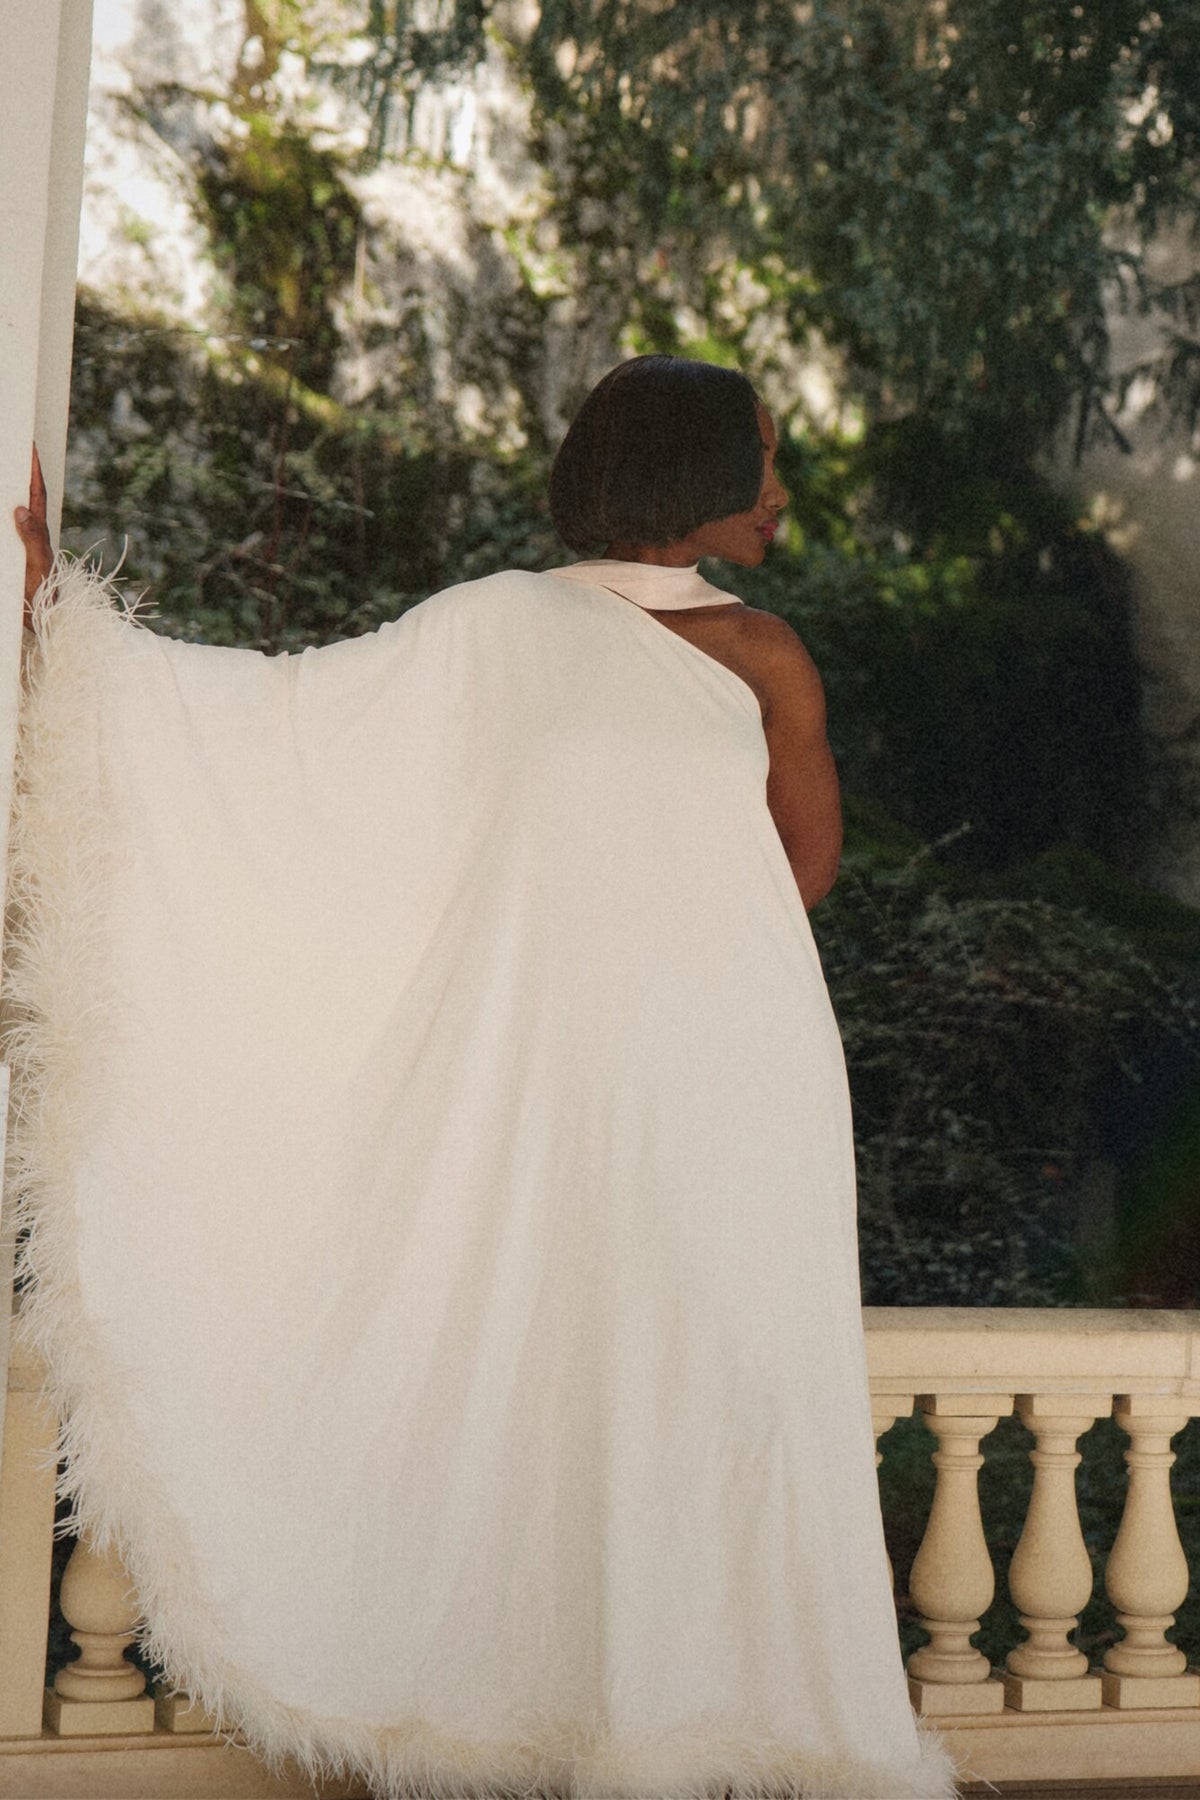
[6,560,956,1799]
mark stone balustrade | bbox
[866,1306,1200,1787]
[0,1305,1198,1795]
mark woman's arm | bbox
[747,613,843,911]
[14,445,54,626]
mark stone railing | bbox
[0,1307,1198,1796]
[867,1306,1200,1789]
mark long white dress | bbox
[8,555,956,1799]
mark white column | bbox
[0,0,95,1468]
[1003,1394,1107,1711]
[43,1538,156,1735]
[1102,1396,1200,1708]
[0,0,93,789]
[906,1392,1012,1714]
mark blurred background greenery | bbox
[64,0,1200,1310]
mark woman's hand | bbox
[14,446,55,627]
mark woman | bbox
[12,356,955,1799]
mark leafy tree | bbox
[523,0,1200,450]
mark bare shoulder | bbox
[652,601,825,724]
[733,605,815,657]
[730,607,827,720]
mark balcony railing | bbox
[1,1306,1198,1797]
[867,1306,1200,1791]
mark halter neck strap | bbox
[552,559,742,611]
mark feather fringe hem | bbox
[3,557,959,1800]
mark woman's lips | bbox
[756,521,778,541]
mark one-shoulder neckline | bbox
[544,567,762,721]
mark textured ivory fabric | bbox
[8,559,957,1800]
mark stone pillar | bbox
[0,1335,57,1737]
[1004,1394,1107,1711]
[0,0,95,1518]
[43,1537,156,1735]
[1102,1396,1200,1708]
[906,1392,1011,1714]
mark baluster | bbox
[906,1392,1011,1714]
[1004,1394,1107,1710]
[870,1392,913,1591]
[1102,1396,1200,1708]
[43,1537,156,1735]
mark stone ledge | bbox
[0,1731,369,1799]
[942,1709,1200,1786]
[863,1306,1200,1399]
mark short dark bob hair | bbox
[549,355,762,552]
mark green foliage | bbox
[66,298,449,650]
[197,121,360,387]
[65,289,563,651]
[256,0,1200,457]
[811,847,1200,1306]
[997,845,1200,964]
[319,0,492,159]
[523,0,1200,449]
[242,0,1200,454]
[718,438,1148,875]
[190,3,363,390]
